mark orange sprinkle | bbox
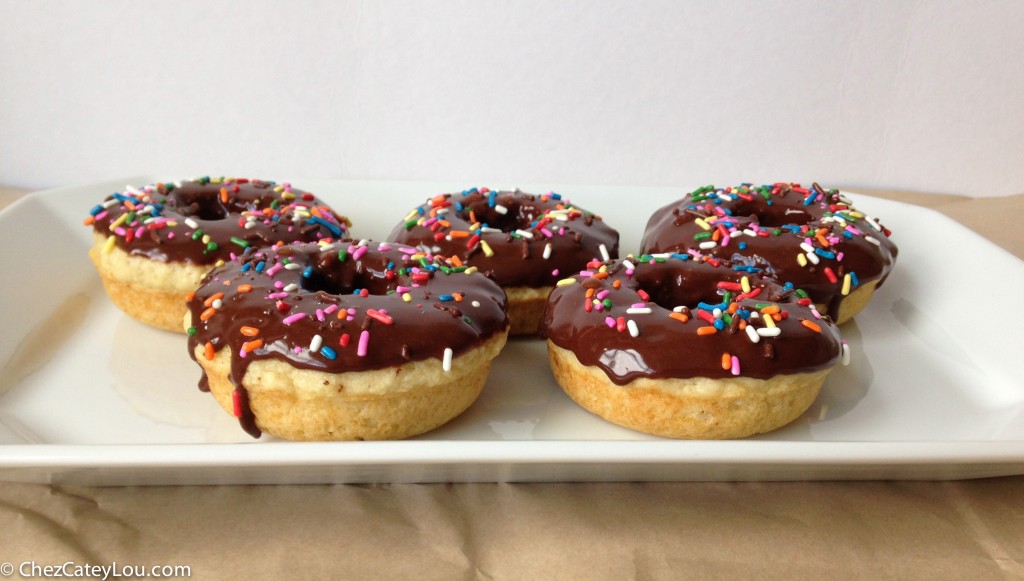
[449,255,463,267]
[200,307,216,321]
[186,291,196,302]
[697,326,717,336]
[242,339,264,353]
[83,216,95,226]
[760,305,781,316]
[237,284,253,293]
[669,312,689,324]
[203,342,215,361]
[593,272,608,279]
[721,353,731,370]
[585,288,595,299]
[240,326,260,337]
[727,302,739,314]
[220,187,229,203]
[203,292,224,307]
[453,292,464,302]
[449,231,470,239]
[816,233,830,247]
[124,200,137,211]
[612,280,621,289]
[469,210,477,224]
[801,320,822,333]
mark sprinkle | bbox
[757,327,781,337]
[494,203,508,215]
[731,356,741,376]
[627,319,639,337]
[697,326,717,336]
[237,284,253,293]
[556,278,577,287]
[357,330,370,357]
[801,319,822,333]
[442,347,453,372]
[309,334,323,352]
[241,339,263,353]
[232,390,243,418]
[543,243,553,259]
[721,352,731,370]
[823,267,838,284]
[626,307,652,314]
[367,309,394,325]
[320,346,337,360]
[599,244,610,262]
[102,236,116,253]
[669,312,689,324]
[797,253,808,267]
[480,240,494,257]
[841,273,852,296]
[745,325,760,343]
[200,307,217,321]
[231,236,249,248]
[699,241,717,250]
[282,313,307,325]
[203,342,215,360]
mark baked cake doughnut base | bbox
[89,232,206,333]
[194,331,509,441]
[829,280,880,325]
[547,341,830,439]
[505,286,554,336]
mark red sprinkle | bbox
[824,267,838,284]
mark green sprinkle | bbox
[694,232,712,241]
[187,326,197,336]
[795,289,809,298]
[230,236,249,248]
[338,250,347,262]
[403,219,417,231]
[191,229,204,240]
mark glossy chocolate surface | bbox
[388,188,620,288]
[186,240,509,437]
[639,183,897,317]
[542,256,843,385]
[88,178,350,265]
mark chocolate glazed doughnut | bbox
[388,188,619,336]
[542,255,846,439]
[186,240,509,441]
[640,183,897,324]
[86,177,350,332]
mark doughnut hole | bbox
[726,198,816,228]
[461,195,545,233]
[300,250,401,296]
[632,266,727,311]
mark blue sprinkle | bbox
[255,261,266,272]
[302,266,313,278]
[850,272,860,287]
[713,319,726,330]
[89,204,103,216]
[439,294,454,301]
[309,216,342,237]
[783,282,795,290]
[843,231,854,239]
[455,202,463,211]
[550,192,562,200]
[320,346,337,360]
[814,248,836,259]
[738,242,747,250]
[736,309,751,320]
[113,193,130,202]
[241,262,252,272]
[698,301,727,311]
[353,289,361,295]
[488,191,496,208]
[802,194,817,206]
[670,253,690,261]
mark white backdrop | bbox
[1,0,1022,196]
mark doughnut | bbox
[541,254,846,439]
[640,183,897,324]
[85,177,350,332]
[185,239,510,440]
[388,187,619,336]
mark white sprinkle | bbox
[699,241,717,250]
[599,244,610,262]
[125,184,143,196]
[757,327,782,337]
[480,227,502,233]
[799,242,815,254]
[310,334,323,352]
[745,325,760,343]
[712,308,723,319]
[805,251,820,265]
[436,207,449,215]
[471,300,480,307]
[865,216,882,230]
[672,306,687,313]
[244,222,257,229]
[543,243,553,259]
[284,263,302,270]
[626,307,652,314]
[865,236,881,246]
[627,319,639,337]
[515,229,534,239]
[103,199,120,209]
[283,283,299,292]
[743,228,757,237]
[320,242,339,252]
[842,343,851,366]
[623,260,636,271]
[442,347,453,372]
[212,299,223,309]
[494,204,508,215]
[185,218,199,229]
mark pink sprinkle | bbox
[396,285,410,294]
[95,211,109,220]
[578,271,592,278]
[135,226,145,238]
[596,290,610,300]
[239,348,248,358]
[731,356,740,376]
[378,243,393,251]
[836,252,844,261]
[721,234,730,247]
[630,302,645,308]
[352,246,368,261]
[540,227,553,238]
[282,313,307,325]
[265,264,283,277]
[274,281,284,289]
[266,292,288,299]
[316,308,325,321]
[552,269,559,276]
[399,246,417,255]
[114,227,126,235]
[357,330,370,357]
[422,217,438,227]
[604,317,616,328]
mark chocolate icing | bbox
[639,183,897,318]
[88,178,350,265]
[542,256,843,385]
[186,240,509,438]
[387,188,620,288]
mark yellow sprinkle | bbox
[480,240,494,257]
[411,253,426,261]
[282,192,296,200]
[102,236,116,253]
[166,220,178,227]
[273,185,285,193]
[741,276,751,293]
[695,218,711,231]
[202,234,211,244]
[849,211,864,218]
[599,265,608,273]
[108,213,128,231]
[402,293,412,302]
[797,253,808,267]
[215,259,225,267]
[841,273,852,296]
[764,313,777,328]
[211,177,223,184]
[404,210,418,222]
[556,278,577,287]
[464,266,478,275]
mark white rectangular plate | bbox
[1,178,1022,484]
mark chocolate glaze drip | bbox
[639,183,897,319]
[542,257,843,385]
[186,241,509,437]
[89,178,350,265]
[387,188,620,288]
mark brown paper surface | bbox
[1,186,1023,579]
